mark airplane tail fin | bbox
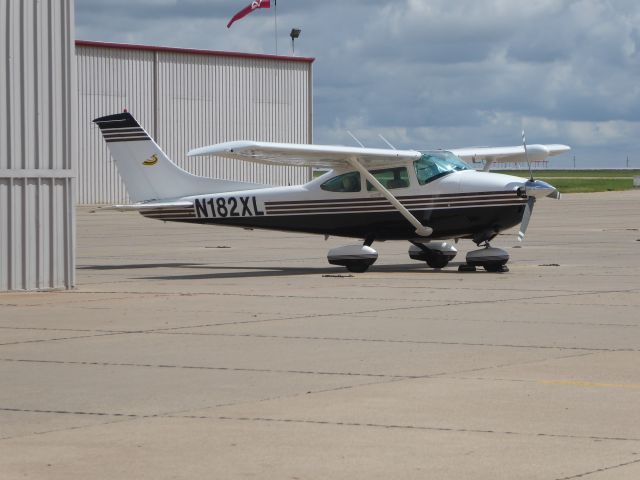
[93,112,265,202]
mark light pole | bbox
[290,28,301,55]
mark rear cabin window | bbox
[366,167,410,191]
[320,172,361,192]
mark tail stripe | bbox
[101,126,150,143]
[101,127,146,134]
[103,136,150,143]
[103,134,150,142]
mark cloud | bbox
[75,0,640,167]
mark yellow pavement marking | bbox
[540,379,640,390]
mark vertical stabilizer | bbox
[93,112,265,202]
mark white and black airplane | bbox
[94,112,570,273]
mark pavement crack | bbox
[555,457,640,479]
[151,331,638,353]
[0,407,140,419]
[0,358,404,379]
[170,415,640,443]
[0,331,131,347]
[134,288,640,334]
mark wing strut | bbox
[347,157,433,238]
[482,156,495,172]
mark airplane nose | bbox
[518,179,560,199]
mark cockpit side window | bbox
[366,167,410,191]
[320,171,361,192]
[414,152,470,185]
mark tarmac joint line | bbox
[0,357,406,379]
[3,407,639,444]
[555,457,640,480]
[540,379,640,390]
[180,414,640,443]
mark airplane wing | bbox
[450,144,571,170]
[188,141,422,169]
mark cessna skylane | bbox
[95,112,570,273]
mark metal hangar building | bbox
[76,41,314,205]
[1,0,315,291]
[1,0,76,291]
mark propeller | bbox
[517,131,560,242]
[518,196,535,242]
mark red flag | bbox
[227,0,271,28]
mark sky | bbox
[75,0,640,168]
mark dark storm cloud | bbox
[75,0,640,167]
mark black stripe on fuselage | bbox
[140,209,194,219]
[141,204,526,241]
[265,190,518,207]
[265,199,527,215]
[266,194,519,209]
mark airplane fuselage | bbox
[140,169,530,241]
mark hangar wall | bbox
[76,41,314,204]
[1,0,76,291]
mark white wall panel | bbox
[76,43,313,204]
[1,0,76,291]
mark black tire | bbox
[483,263,507,272]
[345,262,370,273]
[426,254,449,269]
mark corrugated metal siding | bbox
[77,47,155,203]
[77,45,313,204]
[1,0,76,291]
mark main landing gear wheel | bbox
[425,253,450,269]
[408,242,458,269]
[483,263,509,273]
[344,261,372,273]
[327,245,378,273]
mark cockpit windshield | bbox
[414,151,471,185]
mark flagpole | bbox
[274,0,278,55]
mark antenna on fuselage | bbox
[378,134,397,150]
[346,130,365,148]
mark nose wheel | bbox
[458,243,510,273]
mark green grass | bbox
[495,170,639,192]
[495,169,640,178]
[535,178,633,193]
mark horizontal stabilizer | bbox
[105,201,193,212]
